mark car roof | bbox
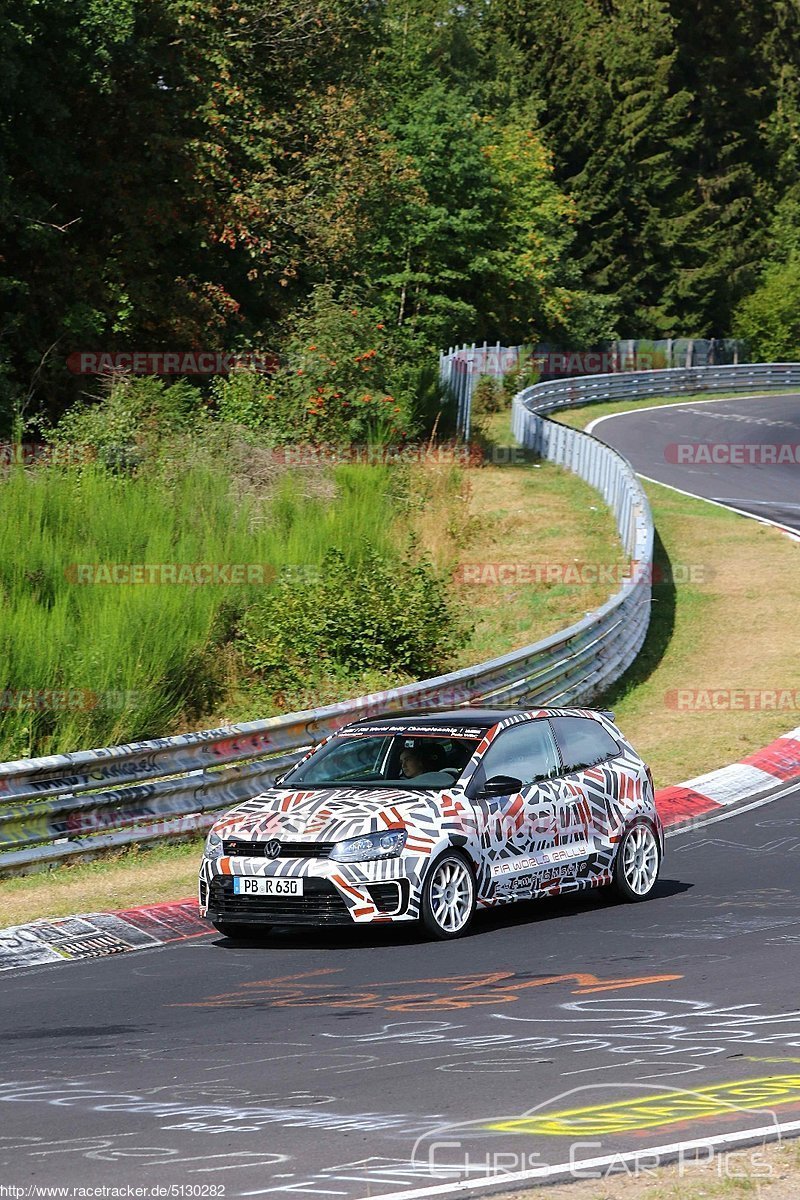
[345,705,614,731]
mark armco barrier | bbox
[17,357,792,875]
[448,351,800,439]
[512,361,800,416]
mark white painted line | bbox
[713,499,800,511]
[354,1119,800,1200]
[633,473,799,540]
[584,392,800,436]
[582,395,800,539]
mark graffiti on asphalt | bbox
[317,997,800,1077]
[485,1075,800,1136]
[171,967,683,1012]
[0,1132,290,1170]
[0,1081,435,1138]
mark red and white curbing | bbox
[2,727,800,971]
[656,724,800,829]
[0,897,203,972]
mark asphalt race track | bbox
[2,789,800,1196]
[587,393,800,533]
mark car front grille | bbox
[208,877,352,925]
[222,839,335,859]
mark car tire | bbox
[611,820,661,902]
[420,851,476,940]
[212,921,270,940]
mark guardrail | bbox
[18,357,773,875]
[446,350,800,440]
[512,362,800,414]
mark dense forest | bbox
[3,0,800,432]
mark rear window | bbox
[550,716,621,773]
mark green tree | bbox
[732,258,800,360]
[0,0,380,428]
[491,0,705,335]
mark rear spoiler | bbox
[513,703,616,723]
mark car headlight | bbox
[204,829,224,861]
[329,829,407,862]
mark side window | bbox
[477,720,560,786]
[550,716,620,773]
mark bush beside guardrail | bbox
[15,357,772,875]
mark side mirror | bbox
[479,774,523,799]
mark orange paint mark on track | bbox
[171,967,683,1011]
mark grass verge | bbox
[507,1134,800,1200]
[0,839,204,927]
[406,443,626,669]
[603,476,799,784]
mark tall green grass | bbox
[0,462,397,759]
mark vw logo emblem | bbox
[264,839,281,859]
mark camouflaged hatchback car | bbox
[199,707,662,940]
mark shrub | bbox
[471,375,505,415]
[394,357,459,440]
[52,375,206,471]
[236,544,468,698]
[213,286,417,446]
[501,361,541,402]
[209,369,286,435]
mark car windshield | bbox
[280,731,482,789]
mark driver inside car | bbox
[400,746,434,778]
[399,742,456,787]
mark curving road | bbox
[2,392,799,1195]
[2,788,800,1196]
[587,393,800,533]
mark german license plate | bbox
[232,876,304,896]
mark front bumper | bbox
[199,856,417,926]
